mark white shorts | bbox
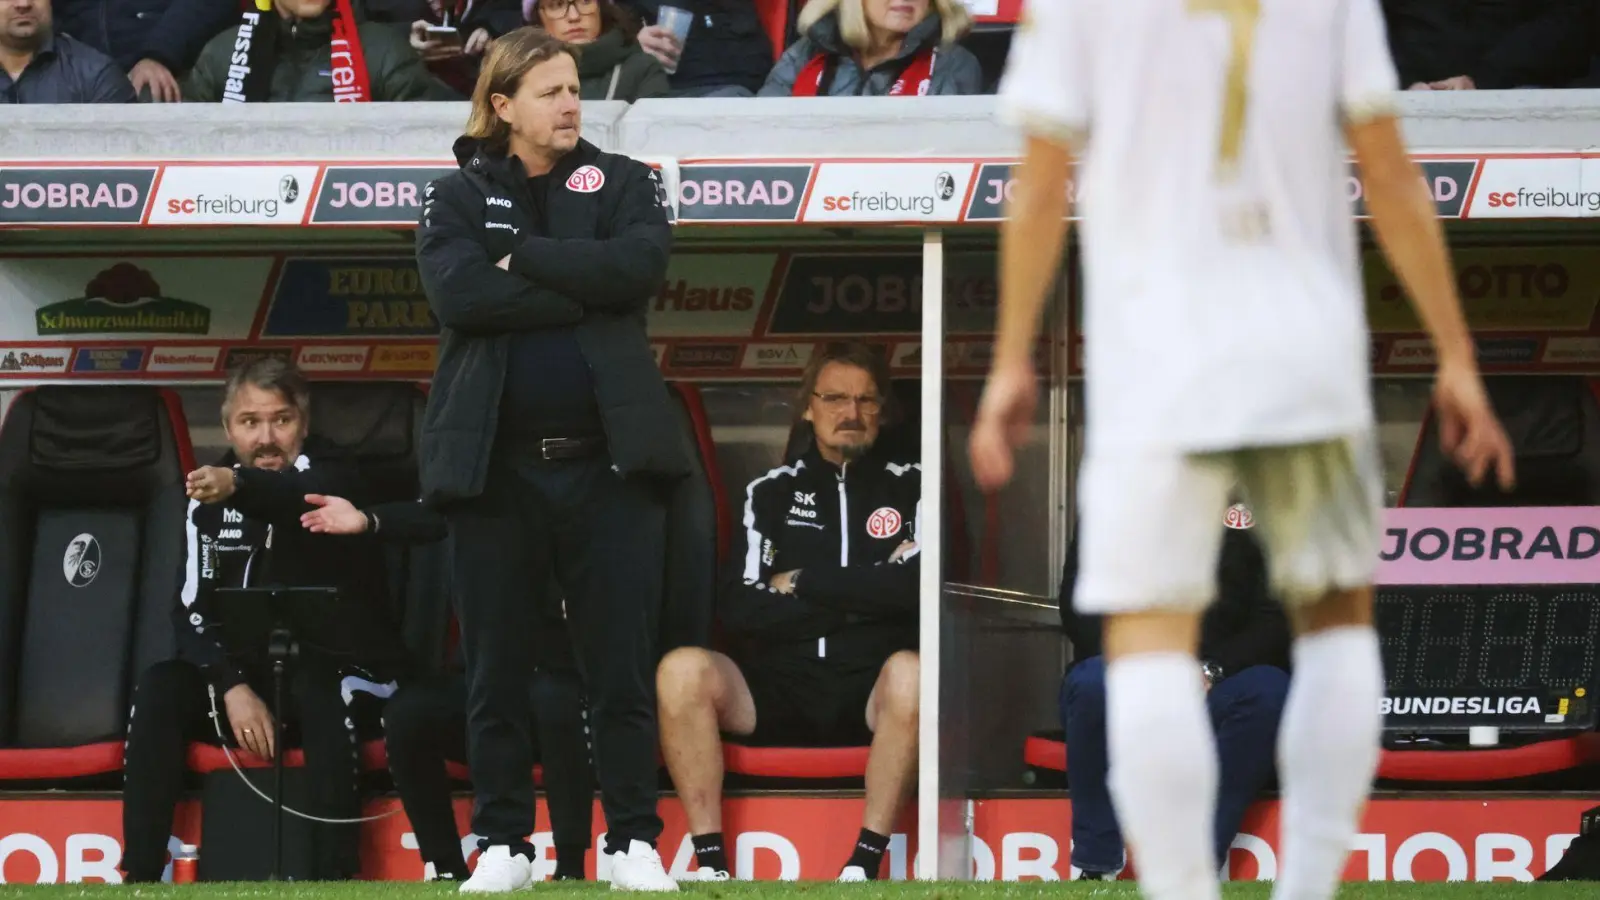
[1074,433,1386,615]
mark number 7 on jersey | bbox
[1187,0,1261,180]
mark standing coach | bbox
[414,27,688,894]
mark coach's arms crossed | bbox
[1348,114,1515,491]
[416,183,585,335]
[503,164,673,316]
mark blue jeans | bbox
[1060,656,1289,873]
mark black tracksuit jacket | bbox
[177,440,408,693]
[414,136,692,505]
[721,444,921,686]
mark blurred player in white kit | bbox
[971,2,1517,899]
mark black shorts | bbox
[737,662,881,747]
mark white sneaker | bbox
[460,845,534,893]
[606,840,679,892]
[837,866,868,883]
[677,868,731,882]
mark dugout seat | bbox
[663,383,729,654]
[1022,730,1067,781]
[1381,375,1600,783]
[0,387,193,781]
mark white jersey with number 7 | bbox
[997,0,1401,456]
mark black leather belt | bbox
[538,435,606,460]
[501,431,607,461]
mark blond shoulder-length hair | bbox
[797,0,972,51]
[464,27,578,148]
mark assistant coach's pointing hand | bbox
[186,466,237,504]
[301,494,371,535]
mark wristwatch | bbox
[1200,661,1225,687]
[789,569,801,594]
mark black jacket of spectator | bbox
[178,439,408,695]
[184,10,450,102]
[1383,0,1593,88]
[621,0,773,94]
[1059,518,1291,677]
[1,31,133,102]
[415,135,690,503]
[721,442,920,685]
[54,0,236,76]
[360,0,524,35]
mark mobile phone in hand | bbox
[424,24,462,46]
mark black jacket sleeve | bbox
[1381,0,1469,86]
[717,473,846,640]
[175,501,246,695]
[1469,0,1593,89]
[228,453,369,526]
[364,499,448,543]
[507,162,673,315]
[88,54,137,103]
[145,0,238,73]
[799,472,921,616]
[417,179,588,334]
[468,0,526,36]
[796,558,918,616]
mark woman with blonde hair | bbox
[759,0,982,97]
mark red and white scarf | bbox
[224,0,371,103]
[792,46,936,97]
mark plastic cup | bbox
[656,5,692,74]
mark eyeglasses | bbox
[538,0,598,15]
[813,392,883,414]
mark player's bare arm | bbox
[970,134,1075,492]
[1347,114,1516,491]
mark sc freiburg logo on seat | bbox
[63,533,101,587]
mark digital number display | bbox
[1376,586,1600,733]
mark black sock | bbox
[844,829,890,879]
[478,839,537,862]
[554,844,588,880]
[604,834,653,856]
[692,832,730,874]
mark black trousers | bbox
[120,658,361,881]
[383,671,595,878]
[448,453,666,853]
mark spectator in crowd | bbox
[185,0,450,102]
[760,0,980,96]
[1388,0,1594,90]
[621,0,772,97]
[299,494,596,883]
[1,0,133,102]
[1058,505,1291,881]
[53,0,235,101]
[530,0,669,101]
[657,343,921,883]
[120,360,408,882]
[414,27,684,892]
[361,0,522,96]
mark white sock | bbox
[1106,653,1220,900]
[1272,626,1382,900]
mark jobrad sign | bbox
[1377,507,1600,585]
